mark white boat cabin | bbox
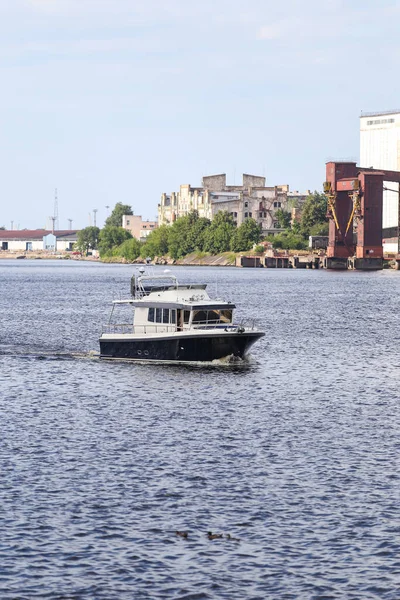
[106,274,236,335]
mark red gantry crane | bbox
[323,161,400,270]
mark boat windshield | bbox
[191,309,233,325]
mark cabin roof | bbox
[113,299,235,310]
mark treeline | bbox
[76,203,262,261]
[75,192,329,259]
[142,211,262,259]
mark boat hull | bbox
[99,331,264,363]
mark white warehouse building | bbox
[0,230,79,252]
[360,110,400,232]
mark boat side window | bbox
[220,309,233,323]
[207,310,220,323]
[148,308,155,322]
[192,310,208,323]
[170,310,176,324]
[183,310,191,324]
[162,309,169,323]
[155,308,162,323]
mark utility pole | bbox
[68,219,73,230]
[93,209,98,228]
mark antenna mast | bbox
[53,188,59,231]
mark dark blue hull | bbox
[99,332,264,362]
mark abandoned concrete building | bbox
[159,173,305,236]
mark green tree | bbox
[105,203,133,228]
[274,208,292,230]
[76,226,100,255]
[203,211,236,254]
[186,216,211,252]
[272,232,307,250]
[230,218,262,252]
[309,222,329,236]
[99,226,132,257]
[141,225,170,259]
[116,237,141,261]
[166,211,211,258]
[291,220,301,234]
[300,192,328,237]
[167,214,193,259]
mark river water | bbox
[0,260,399,599]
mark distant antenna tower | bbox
[53,188,59,231]
[68,219,73,230]
[93,209,98,227]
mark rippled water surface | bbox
[1,260,400,599]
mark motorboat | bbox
[99,269,265,363]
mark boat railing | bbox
[102,319,259,335]
[134,275,179,299]
[191,319,258,331]
[102,323,177,335]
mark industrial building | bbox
[159,173,306,236]
[360,110,400,234]
[0,230,78,253]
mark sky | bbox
[1,0,400,229]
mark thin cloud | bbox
[257,22,290,40]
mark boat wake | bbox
[99,353,254,369]
[0,347,100,361]
[0,346,256,369]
